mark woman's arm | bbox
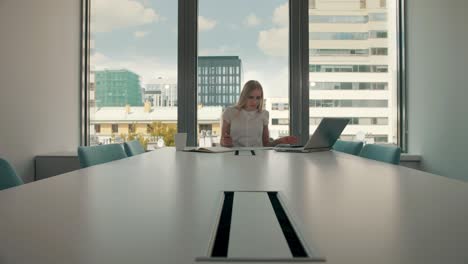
[263,125,298,147]
[221,120,233,147]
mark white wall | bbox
[407,0,468,181]
[0,0,80,182]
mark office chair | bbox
[77,144,127,168]
[124,140,145,157]
[0,158,24,191]
[359,144,401,165]
[332,140,364,155]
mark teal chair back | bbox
[0,158,24,191]
[78,144,127,168]
[359,144,401,165]
[333,140,364,156]
[124,140,145,157]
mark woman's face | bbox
[245,89,262,111]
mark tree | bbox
[148,122,176,146]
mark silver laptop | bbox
[274,118,349,153]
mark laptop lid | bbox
[303,118,350,150]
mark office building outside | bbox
[198,56,242,108]
[307,0,397,144]
[95,69,143,107]
[145,79,177,107]
[91,105,222,147]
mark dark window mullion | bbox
[290,0,309,144]
[178,0,198,146]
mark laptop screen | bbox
[304,118,350,149]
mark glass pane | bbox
[198,0,289,147]
[89,0,177,149]
[309,0,398,144]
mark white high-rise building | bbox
[308,0,397,144]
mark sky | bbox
[90,0,289,97]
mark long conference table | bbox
[1,148,468,264]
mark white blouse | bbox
[222,106,269,147]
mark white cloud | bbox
[90,52,110,66]
[257,27,288,57]
[199,45,236,56]
[134,31,150,38]
[243,13,262,27]
[244,67,288,98]
[90,52,177,86]
[198,16,217,32]
[256,2,289,58]
[91,0,159,33]
[272,2,288,26]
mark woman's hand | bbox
[276,136,298,145]
[221,133,234,147]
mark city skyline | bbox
[91,0,289,97]
[90,0,397,146]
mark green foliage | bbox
[136,134,149,150]
[109,122,175,149]
[148,122,176,146]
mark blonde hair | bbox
[235,80,264,112]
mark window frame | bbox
[80,0,407,151]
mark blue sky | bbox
[91,0,289,97]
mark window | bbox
[310,32,369,40]
[309,100,388,108]
[369,13,387,21]
[310,82,388,90]
[271,103,289,111]
[380,0,387,8]
[360,0,366,9]
[310,65,388,73]
[309,117,322,125]
[371,48,388,56]
[83,0,404,149]
[311,49,369,56]
[199,124,212,131]
[198,0,290,143]
[367,135,388,143]
[369,30,388,39]
[272,118,289,125]
[88,0,178,147]
[313,117,389,125]
[128,124,136,133]
[309,15,368,24]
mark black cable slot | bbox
[235,150,239,156]
[250,150,256,156]
[267,192,308,258]
[211,192,234,257]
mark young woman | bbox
[220,80,298,147]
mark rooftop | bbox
[91,106,222,123]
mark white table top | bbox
[1,148,467,264]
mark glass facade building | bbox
[197,56,242,108]
[95,69,143,107]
